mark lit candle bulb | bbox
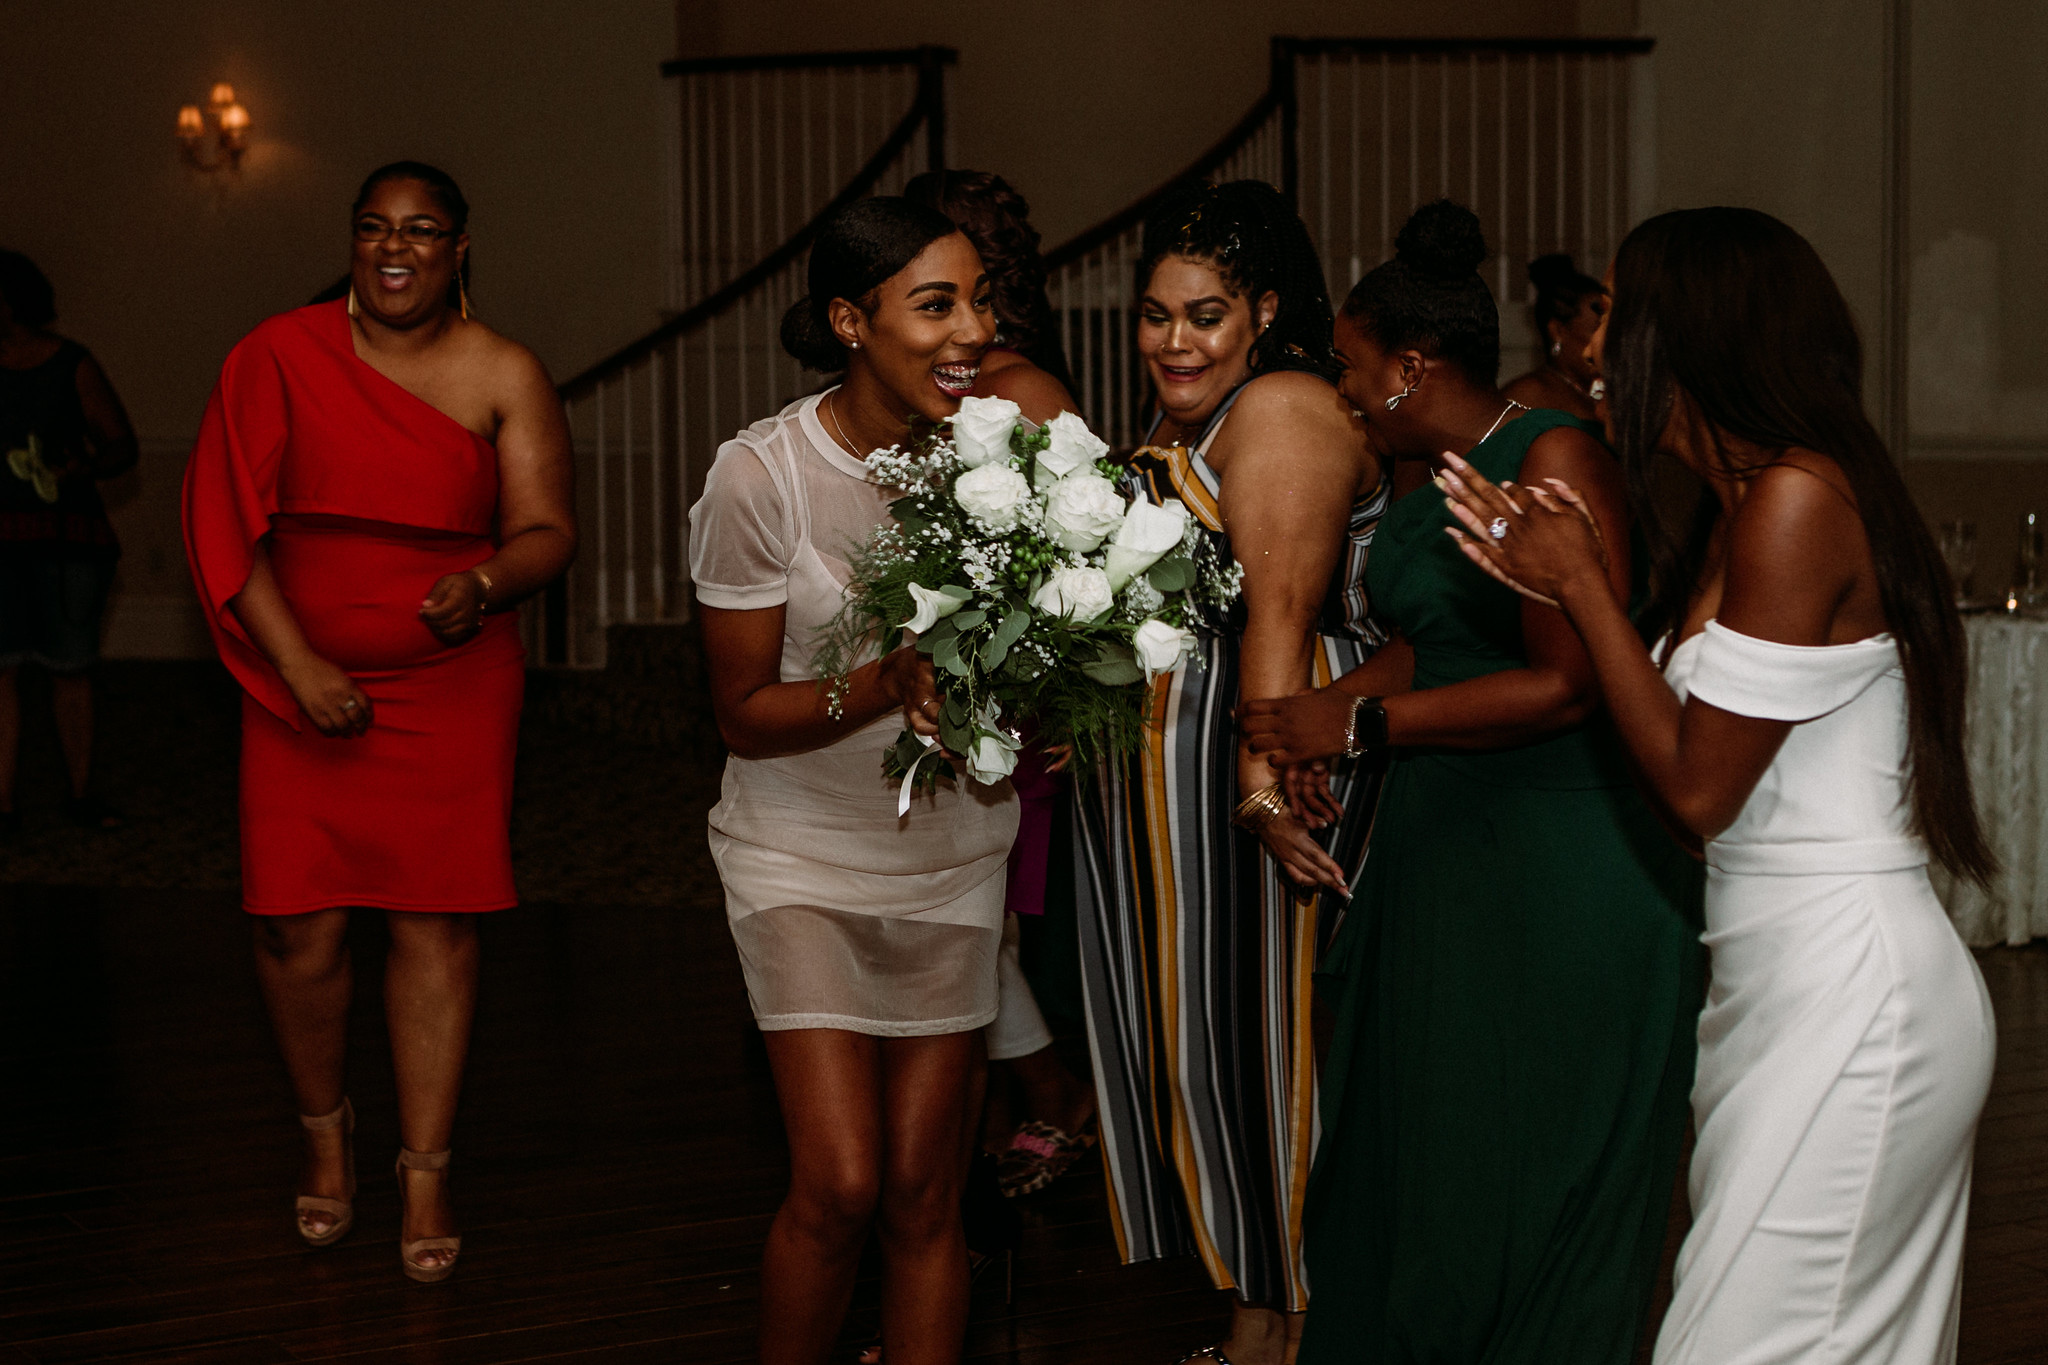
[175,104,205,140]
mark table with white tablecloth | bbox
[1934,612,2048,945]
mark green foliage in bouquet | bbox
[814,399,1242,797]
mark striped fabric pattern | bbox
[1073,389,1390,1310]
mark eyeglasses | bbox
[353,218,456,246]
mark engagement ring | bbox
[1488,516,1510,540]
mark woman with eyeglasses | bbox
[182,160,575,1283]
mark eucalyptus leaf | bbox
[994,610,1031,650]
[939,713,972,753]
[941,648,973,677]
[1148,557,1196,592]
[1081,644,1145,686]
[934,633,964,675]
[942,693,969,727]
[952,608,988,631]
[924,616,962,647]
[937,584,974,602]
[982,635,1012,671]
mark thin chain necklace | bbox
[821,390,863,460]
[1476,398,1528,447]
[1545,363,1594,401]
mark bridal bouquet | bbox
[817,396,1242,802]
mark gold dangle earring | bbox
[346,286,359,318]
[458,274,472,322]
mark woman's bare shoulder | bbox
[979,353,1076,424]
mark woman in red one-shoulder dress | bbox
[182,162,574,1283]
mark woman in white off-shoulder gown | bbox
[1440,206,1996,1364]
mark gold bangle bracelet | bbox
[470,567,495,612]
[1231,782,1289,832]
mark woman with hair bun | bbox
[1504,253,1608,421]
[1238,200,1702,1363]
[1076,179,1386,1365]
[688,195,1015,1364]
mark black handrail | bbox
[1041,35,1655,264]
[661,45,957,77]
[1281,36,1655,57]
[1041,92,1281,270]
[559,70,942,399]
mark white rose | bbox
[967,731,1023,784]
[953,462,1032,531]
[1104,499,1192,589]
[951,395,1022,468]
[1031,565,1115,623]
[1131,618,1197,680]
[1036,410,1109,486]
[899,581,968,634]
[1041,472,1127,553]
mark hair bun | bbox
[1396,199,1488,279]
[780,295,846,372]
[1527,253,1579,291]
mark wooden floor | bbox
[3,884,2047,1363]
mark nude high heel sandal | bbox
[396,1147,461,1283]
[295,1099,356,1247]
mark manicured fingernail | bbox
[1432,473,1449,491]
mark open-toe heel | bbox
[295,1099,356,1248]
[396,1147,461,1283]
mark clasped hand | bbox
[1435,451,1608,607]
[420,570,489,645]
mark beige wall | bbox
[691,0,1599,246]
[22,0,2040,656]
[6,0,673,653]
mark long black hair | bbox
[1135,179,1340,382]
[904,169,1074,396]
[351,160,471,307]
[1528,252,1603,349]
[1609,206,1993,885]
[1340,199,1499,381]
[781,196,961,372]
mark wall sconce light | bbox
[176,83,250,174]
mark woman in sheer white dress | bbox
[1439,207,1995,1364]
[689,197,1015,1365]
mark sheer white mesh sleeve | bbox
[688,440,795,611]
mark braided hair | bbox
[1341,199,1499,381]
[904,170,1074,396]
[1135,179,1340,382]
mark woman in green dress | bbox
[1239,200,1703,1363]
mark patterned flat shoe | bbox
[996,1115,1100,1197]
[1176,1348,1236,1364]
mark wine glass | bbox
[2021,512,2046,611]
[1940,519,1977,604]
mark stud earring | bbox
[1384,384,1415,412]
[1549,339,1562,357]
[346,287,359,318]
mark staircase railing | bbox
[533,47,953,666]
[534,36,1654,667]
[1043,35,1654,447]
